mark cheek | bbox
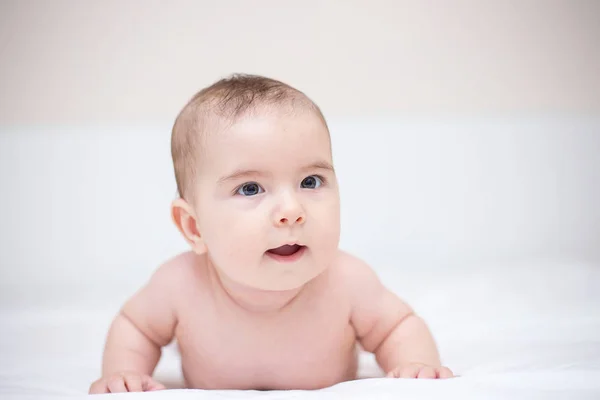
[308,193,341,245]
[201,200,267,258]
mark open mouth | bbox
[266,244,306,262]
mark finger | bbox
[148,382,166,391]
[143,376,166,391]
[399,364,421,378]
[386,368,400,378]
[89,380,109,395]
[124,374,143,392]
[107,377,128,393]
[416,366,437,379]
[438,367,454,379]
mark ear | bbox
[171,198,207,254]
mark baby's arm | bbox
[346,255,452,379]
[90,263,179,393]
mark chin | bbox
[238,269,319,292]
[267,269,326,291]
[245,278,302,292]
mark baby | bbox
[89,74,453,394]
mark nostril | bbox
[296,216,304,224]
[280,217,288,224]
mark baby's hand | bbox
[386,363,454,379]
[89,371,166,394]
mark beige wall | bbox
[1,0,599,125]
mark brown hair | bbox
[171,74,327,201]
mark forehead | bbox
[201,110,331,176]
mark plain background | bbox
[1,0,600,122]
[0,0,599,311]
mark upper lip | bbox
[269,242,304,249]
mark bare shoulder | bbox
[152,251,204,281]
[118,252,206,346]
[122,252,207,315]
[331,250,414,349]
[330,250,383,288]
[328,250,387,309]
[137,250,210,303]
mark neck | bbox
[208,259,304,313]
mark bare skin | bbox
[89,106,452,394]
[90,250,450,394]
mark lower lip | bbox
[265,246,307,263]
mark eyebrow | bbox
[303,161,335,172]
[217,161,334,184]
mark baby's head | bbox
[170,74,340,291]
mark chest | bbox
[175,290,357,389]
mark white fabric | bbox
[1,260,599,399]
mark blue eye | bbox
[237,182,264,196]
[301,175,323,189]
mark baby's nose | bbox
[274,194,306,227]
[277,214,305,226]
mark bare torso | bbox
[170,252,359,390]
[93,250,447,396]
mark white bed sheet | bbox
[2,261,599,399]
